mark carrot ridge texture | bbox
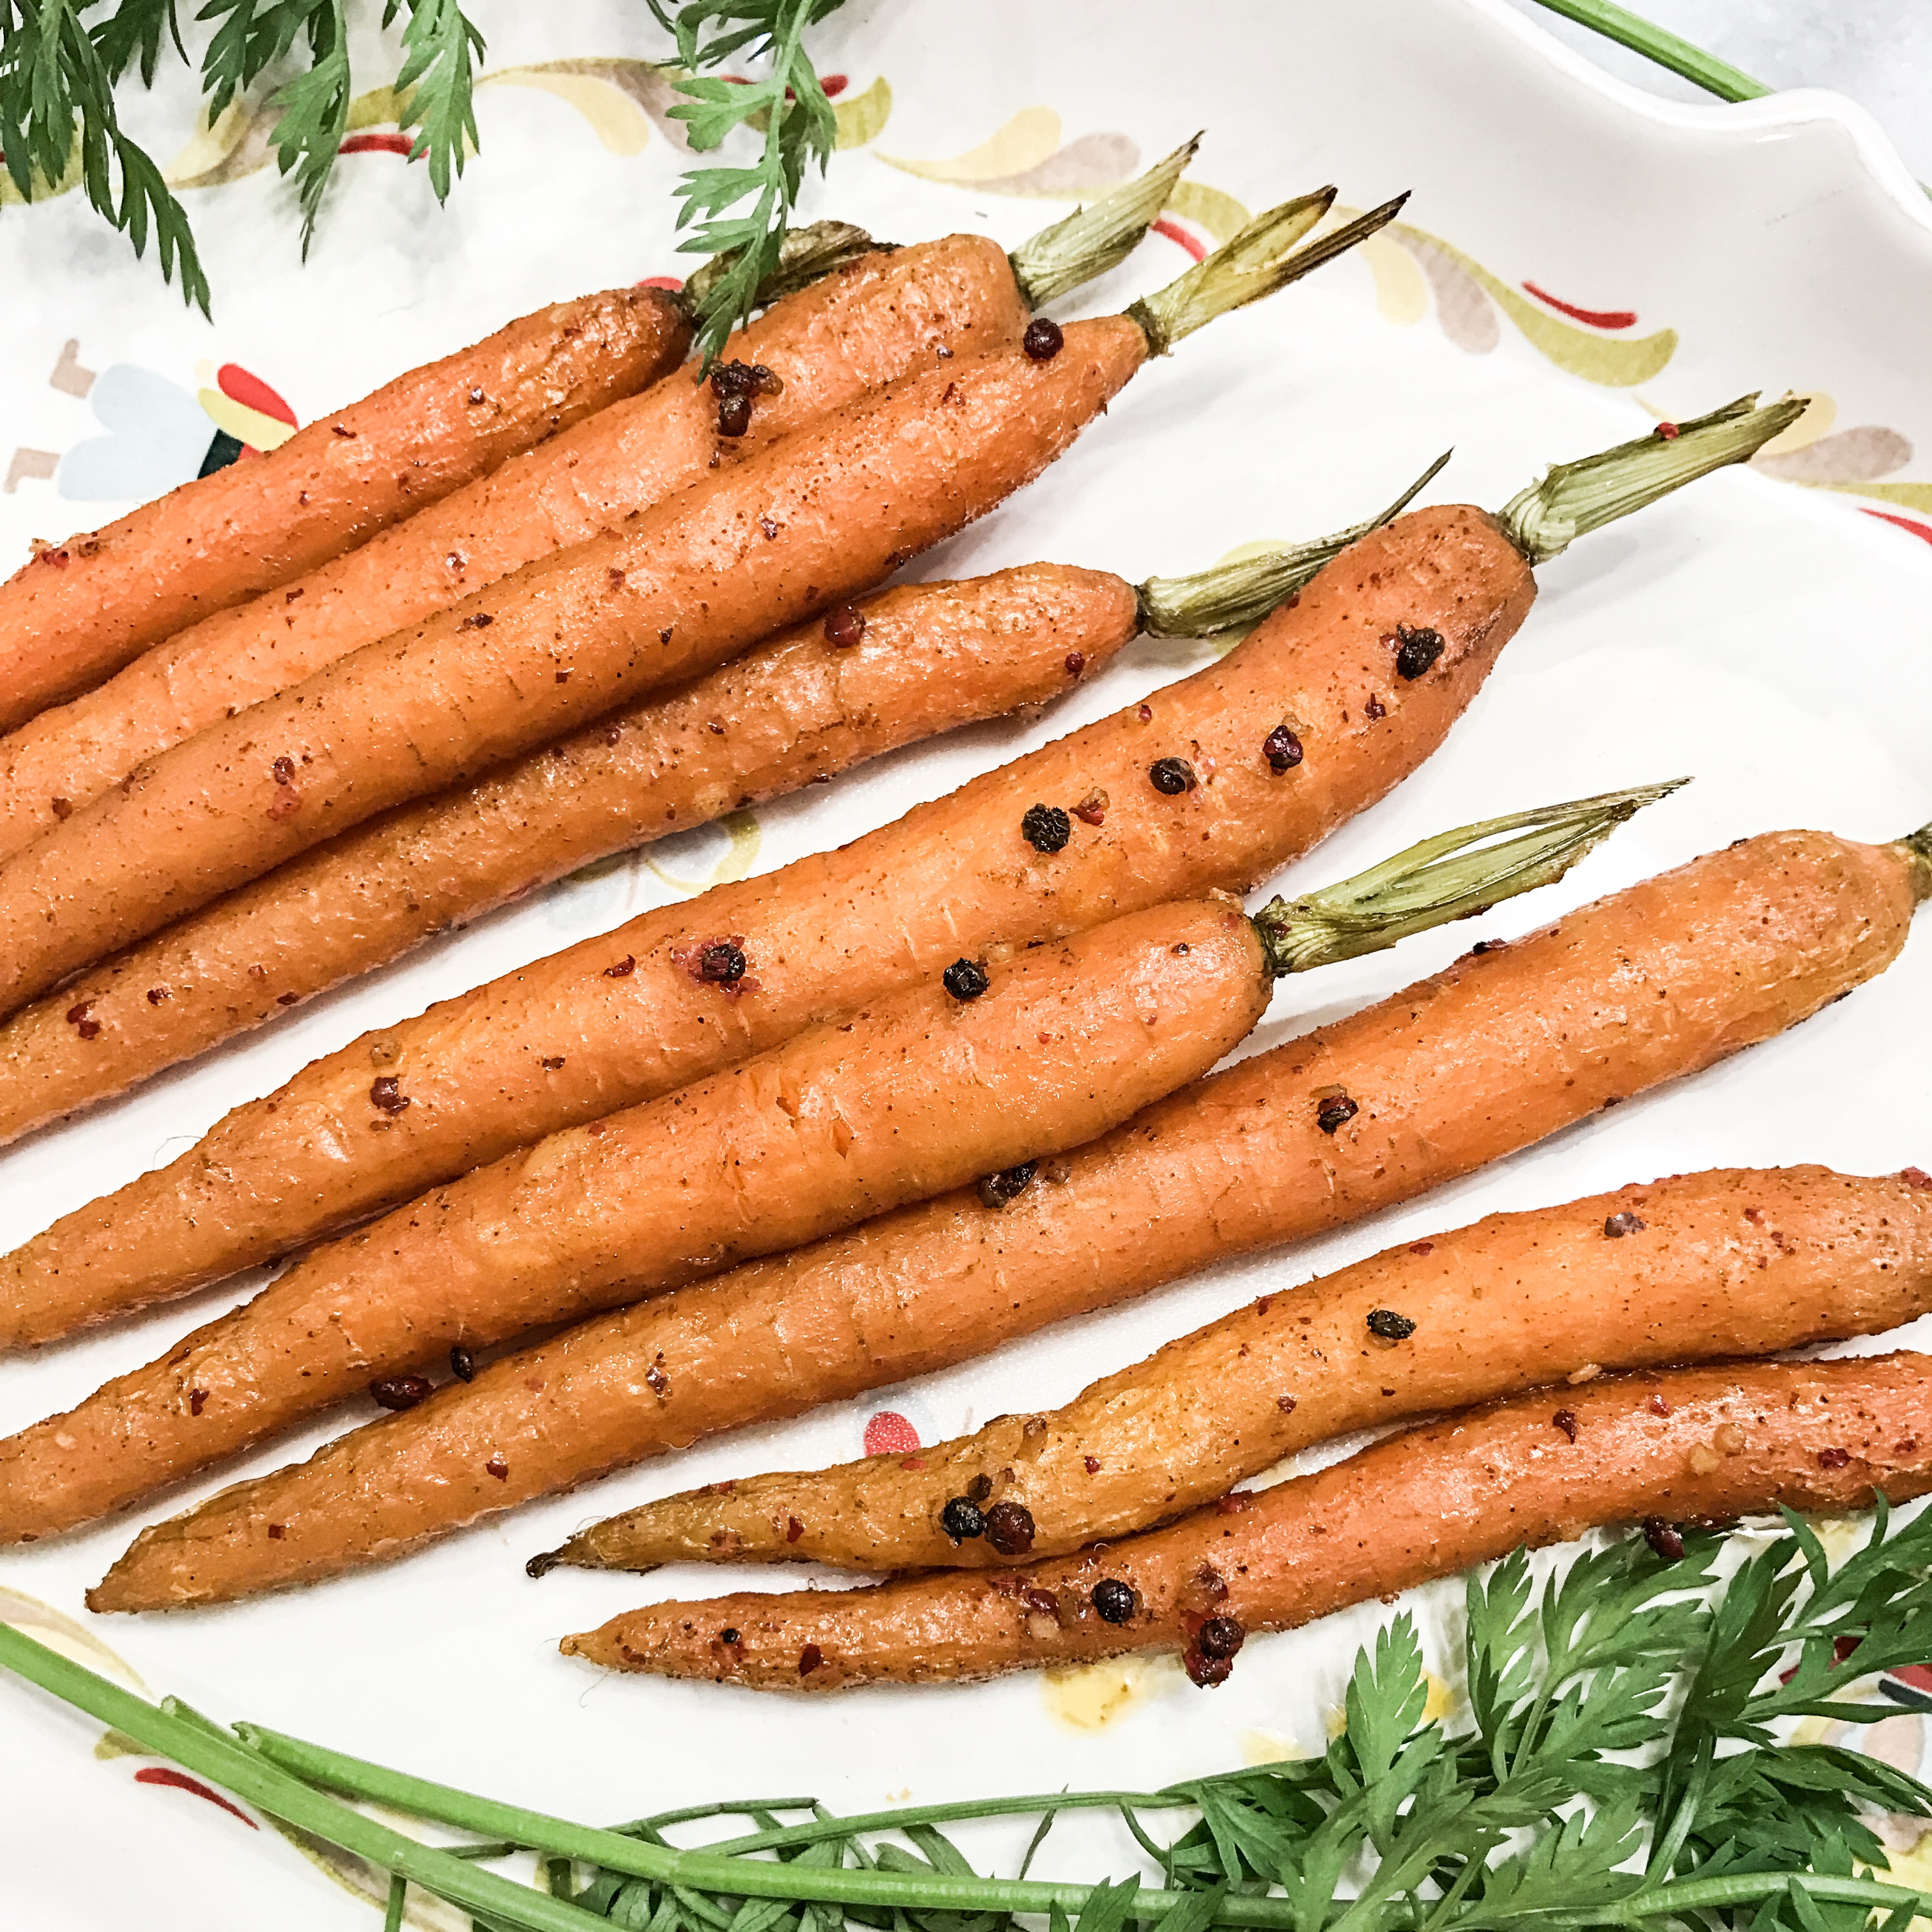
[0,287,689,733]
[563,1353,1932,1690]
[0,503,1536,1344]
[0,566,1139,1145]
[84,822,1926,1608]
[7,900,1269,1544]
[0,237,1029,859]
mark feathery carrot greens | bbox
[9,1510,1932,1929]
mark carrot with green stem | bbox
[3,781,1668,1549]
[564,1354,1932,1692]
[0,459,1443,1148]
[0,184,1377,1020]
[87,806,1932,1611]
[0,392,1797,1345]
[544,1165,1932,1580]
[0,143,1201,861]
[0,284,693,733]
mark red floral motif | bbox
[338,131,417,158]
[1521,281,1636,330]
[1863,507,1932,549]
[1149,217,1206,264]
[134,1766,258,1828]
[862,1409,921,1455]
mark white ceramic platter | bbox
[4,3,1932,1926]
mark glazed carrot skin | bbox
[564,1166,1932,1575]
[0,238,1031,858]
[1,901,1271,1543]
[561,1353,1932,1690]
[0,567,1137,1147]
[86,832,1929,1611]
[0,503,1537,1340]
[0,318,1149,1018]
[0,286,689,733]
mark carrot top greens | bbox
[8,1507,1932,1931]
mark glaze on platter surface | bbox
[3,2,1932,1926]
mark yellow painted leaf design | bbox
[1390,222,1676,386]
[197,388,298,452]
[1754,390,1837,455]
[346,85,406,134]
[1166,179,1250,245]
[1361,229,1429,328]
[481,58,693,153]
[167,100,280,189]
[1818,479,1932,514]
[644,809,762,896]
[878,105,1062,183]
[0,150,82,206]
[0,1586,147,1691]
[833,75,893,150]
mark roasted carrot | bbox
[0,459,1441,1146]
[67,785,1704,1607]
[0,396,1792,1344]
[559,1353,1932,1690]
[0,189,1376,1017]
[0,286,691,733]
[0,148,1199,859]
[555,1166,1932,1577]
[0,900,1278,1542]
[81,813,1931,1609]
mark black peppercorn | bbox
[943,958,990,1001]
[369,1075,410,1115]
[1393,623,1445,680]
[1604,1211,1647,1238]
[1196,1615,1245,1660]
[1643,1517,1686,1561]
[697,940,747,985]
[1317,1094,1358,1134]
[369,1374,433,1411]
[1021,803,1072,853]
[1091,1578,1137,1624]
[977,1162,1038,1209]
[966,1472,994,1502]
[940,1496,988,1542]
[1149,757,1198,795]
[985,1499,1036,1556]
[1263,724,1303,772]
[1367,1308,1416,1341]
[716,392,753,438]
[719,1627,742,1646]
[449,1345,476,1382]
[1022,316,1064,361]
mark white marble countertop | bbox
[1498,0,1932,178]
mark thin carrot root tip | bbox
[1138,448,1453,636]
[1253,777,1687,976]
[1006,131,1203,310]
[1127,183,1410,355]
[1497,392,1809,564]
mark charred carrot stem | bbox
[1498,393,1806,562]
[1250,777,1685,975]
[1006,135,1202,309]
[1896,818,1932,902]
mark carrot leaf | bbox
[10,1510,1932,1930]
[650,0,850,368]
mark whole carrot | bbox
[0,900,1276,1540]
[6,783,1662,1549]
[0,399,1793,1344]
[0,285,691,732]
[0,463,1436,1146]
[560,1354,1932,1691]
[73,784,1692,1607]
[0,188,1380,1017]
[0,148,1198,859]
[553,1165,1932,1578]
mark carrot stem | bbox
[1896,822,1932,903]
[1138,450,1452,636]
[1127,188,1409,355]
[685,217,883,314]
[1496,393,1806,563]
[1008,132,1202,310]
[1251,777,1687,976]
